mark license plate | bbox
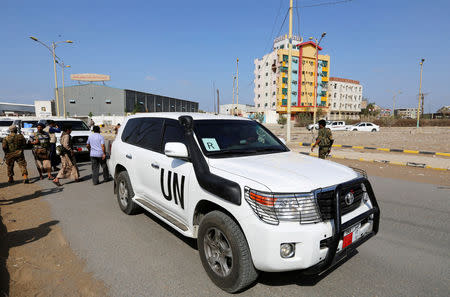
[342,222,361,249]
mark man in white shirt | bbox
[86,126,110,185]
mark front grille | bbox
[73,136,88,144]
[317,181,364,220]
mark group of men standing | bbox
[2,121,110,186]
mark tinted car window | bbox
[162,120,186,149]
[21,120,38,128]
[55,121,89,131]
[122,118,163,152]
[0,121,13,126]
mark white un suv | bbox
[107,113,380,293]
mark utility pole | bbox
[217,89,220,114]
[61,63,70,118]
[236,58,239,115]
[417,58,424,129]
[51,42,60,117]
[286,0,293,142]
[232,76,236,115]
[391,90,401,117]
[310,32,326,137]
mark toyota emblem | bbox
[344,192,355,205]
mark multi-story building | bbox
[395,108,418,119]
[254,35,330,122]
[327,77,363,120]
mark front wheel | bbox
[372,128,377,132]
[198,211,258,293]
[353,128,357,131]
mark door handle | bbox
[126,154,132,159]
[151,162,159,169]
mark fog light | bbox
[361,183,369,202]
[280,243,295,258]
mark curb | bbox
[299,152,450,171]
[298,142,450,157]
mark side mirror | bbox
[279,137,286,145]
[164,142,189,159]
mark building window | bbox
[265,93,268,97]
[69,99,76,104]
[265,82,268,86]
[272,102,275,106]
[334,84,337,89]
[258,95,260,98]
[105,99,111,104]
[265,72,268,76]
[258,65,261,69]
[258,84,260,88]
[258,104,260,107]
[273,80,276,85]
[265,103,268,107]
[258,75,260,79]
[272,91,276,95]
[334,93,336,98]
[333,103,336,107]
[41,107,46,111]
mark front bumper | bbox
[241,178,380,273]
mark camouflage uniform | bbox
[30,131,51,171]
[316,127,333,159]
[2,131,28,178]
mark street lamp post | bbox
[29,36,73,117]
[417,58,425,129]
[310,32,326,138]
[391,90,402,117]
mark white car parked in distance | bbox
[107,113,380,293]
[347,122,380,132]
[307,121,347,131]
[0,118,14,141]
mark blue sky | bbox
[1,0,449,112]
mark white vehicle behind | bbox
[307,120,347,131]
[0,118,15,141]
[38,118,91,154]
[108,113,380,293]
[347,122,380,132]
[12,118,40,142]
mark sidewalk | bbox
[289,145,450,170]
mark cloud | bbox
[145,75,156,81]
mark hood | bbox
[208,151,358,192]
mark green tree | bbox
[88,111,93,118]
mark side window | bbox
[162,120,186,150]
[122,118,164,152]
[121,118,140,144]
[366,123,373,126]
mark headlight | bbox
[244,187,321,225]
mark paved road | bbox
[13,151,450,296]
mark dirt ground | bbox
[0,168,107,297]
[332,158,450,187]
[266,125,450,152]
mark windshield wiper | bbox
[255,147,286,152]
[207,149,257,156]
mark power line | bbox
[296,0,352,8]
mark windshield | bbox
[194,120,288,158]
[54,120,89,131]
[0,121,13,126]
[21,120,38,128]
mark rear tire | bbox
[116,171,141,215]
[353,128,357,131]
[198,211,258,293]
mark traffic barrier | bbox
[298,142,450,157]
[299,152,449,171]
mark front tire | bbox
[116,171,141,215]
[198,211,258,293]
[353,128,357,131]
[372,128,376,132]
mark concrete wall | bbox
[57,84,125,117]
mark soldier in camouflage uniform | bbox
[2,125,29,183]
[311,119,333,159]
